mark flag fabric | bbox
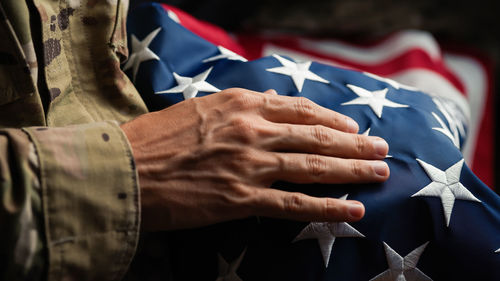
[158,3,495,189]
[236,31,495,190]
[125,3,500,280]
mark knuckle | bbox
[220,183,255,216]
[306,154,327,179]
[354,134,368,155]
[273,153,287,174]
[218,88,239,101]
[228,148,272,179]
[231,150,267,177]
[283,193,304,214]
[350,160,364,177]
[221,87,245,97]
[230,183,255,200]
[294,97,316,119]
[229,89,262,110]
[233,148,255,164]
[311,125,332,148]
[325,198,348,221]
[324,198,338,220]
[330,115,343,129]
[231,118,257,143]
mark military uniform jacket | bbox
[0,0,149,280]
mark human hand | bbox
[120,88,389,231]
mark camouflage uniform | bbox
[0,0,148,280]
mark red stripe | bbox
[160,4,247,57]
[473,70,494,188]
[157,6,493,188]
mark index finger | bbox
[260,95,359,133]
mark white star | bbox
[203,46,247,63]
[432,112,459,148]
[342,84,408,118]
[362,128,371,136]
[370,242,432,281]
[216,248,246,281]
[412,159,481,227]
[431,98,466,149]
[293,194,365,267]
[155,67,220,100]
[364,72,419,91]
[266,54,329,92]
[123,27,161,83]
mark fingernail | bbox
[346,118,359,133]
[373,139,388,157]
[372,161,389,177]
[348,201,364,219]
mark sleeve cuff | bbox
[24,121,140,281]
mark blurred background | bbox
[130,0,499,57]
[129,0,499,189]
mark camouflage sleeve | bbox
[1,121,141,281]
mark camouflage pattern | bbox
[0,0,147,280]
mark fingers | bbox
[253,188,365,222]
[216,88,357,133]
[265,123,388,159]
[267,153,389,184]
[261,95,359,133]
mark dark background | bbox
[129,0,499,188]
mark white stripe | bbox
[443,53,488,166]
[386,69,470,121]
[262,44,352,68]
[298,30,442,65]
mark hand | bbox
[120,88,389,231]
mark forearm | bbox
[1,122,141,281]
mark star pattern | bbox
[370,242,432,281]
[203,46,247,63]
[123,27,161,83]
[266,54,329,92]
[342,84,408,118]
[412,159,481,227]
[293,194,365,267]
[155,67,220,99]
[216,248,246,281]
[127,21,499,279]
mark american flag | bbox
[124,3,500,280]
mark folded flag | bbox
[125,3,500,280]
[153,3,495,188]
